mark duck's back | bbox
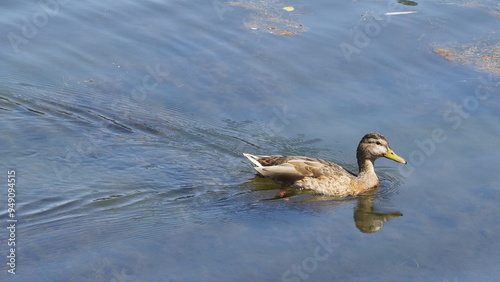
[244,154,363,196]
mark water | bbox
[1,0,499,281]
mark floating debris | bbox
[384,11,417,16]
[433,48,466,63]
[433,39,500,74]
[226,1,307,36]
[268,26,295,36]
[397,0,418,6]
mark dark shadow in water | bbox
[247,176,402,233]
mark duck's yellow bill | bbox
[384,149,407,164]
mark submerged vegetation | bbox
[433,40,500,74]
[226,1,308,36]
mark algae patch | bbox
[433,40,500,74]
[226,1,308,36]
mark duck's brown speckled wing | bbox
[243,154,354,185]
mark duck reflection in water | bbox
[354,195,402,233]
[246,179,402,233]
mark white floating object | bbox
[384,11,417,16]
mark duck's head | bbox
[357,133,407,164]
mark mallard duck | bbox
[243,132,406,197]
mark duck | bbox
[243,132,406,198]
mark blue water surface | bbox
[0,0,499,281]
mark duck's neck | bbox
[357,159,379,189]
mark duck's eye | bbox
[376,141,382,145]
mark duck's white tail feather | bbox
[242,153,263,167]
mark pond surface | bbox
[1,0,499,281]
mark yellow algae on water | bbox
[433,40,500,74]
[227,1,307,36]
